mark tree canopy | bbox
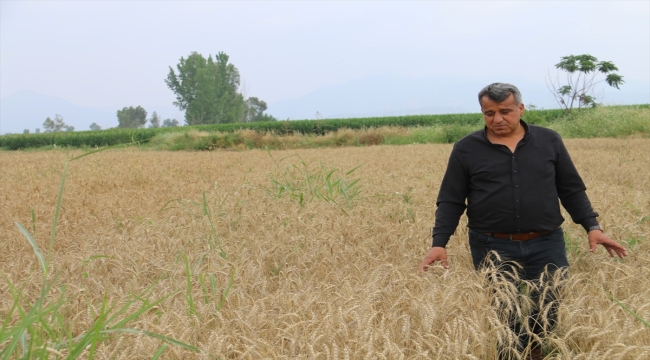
[162,118,179,127]
[244,97,276,122]
[43,115,74,132]
[166,52,246,125]
[148,111,161,128]
[117,106,148,128]
[547,54,624,113]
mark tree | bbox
[149,111,161,128]
[43,114,74,132]
[162,118,179,127]
[243,97,276,122]
[23,129,30,134]
[547,54,624,113]
[90,123,102,131]
[165,51,246,125]
[117,106,147,128]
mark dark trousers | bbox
[468,228,569,357]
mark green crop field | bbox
[2,105,648,151]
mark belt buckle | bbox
[509,233,513,240]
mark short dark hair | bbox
[478,83,522,105]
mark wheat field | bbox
[1,139,649,359]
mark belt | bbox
[484,230,551,241]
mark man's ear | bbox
[519,103,525,116]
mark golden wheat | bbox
[1,139,649,359]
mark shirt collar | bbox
[482,119,530,143]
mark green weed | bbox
[264,148,362,209]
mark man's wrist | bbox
[580,217,600,233]
[432,233,451,248]
[588,225,604,233]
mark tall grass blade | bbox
[107,290,174,330]
[217,267,236,311]
[183,253,196,316]
[49,161,68,267]
[0,328,24,359]
[15,223,46,275]
[151,343,168,360]
[209,274,217,300]
[68,296,109,358]
[604,290,650,328]
[345,164,363,175]
[30,208,36,234]
[18,330,27,359]
[202,191,226,258]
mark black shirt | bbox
[432,121,599,248]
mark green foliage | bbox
[148,111,161,128]
[244,97,276,122]
[548,54,624,113]
[89,122,102,131]
[117,105,147,128]
[264,150,362,209]
[43,114,74,132]
[162,118,179,127]
[166,52,245,125]
[2,105,646,150]
[1,127,164,149]
[549,105,650,138]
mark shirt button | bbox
[514,170,518,173]
[517,215,520,218]
[516,200,520,202]
[515,185,519,188]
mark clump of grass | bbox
[550,105,650,138]
[263,149,362,208]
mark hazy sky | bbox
[1,1,649,112]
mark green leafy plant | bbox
[547,54,624,113]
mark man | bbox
[418,83,627,359]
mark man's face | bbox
[480,94,525,138]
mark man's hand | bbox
[589,230,627,258]
[418,246,449,272]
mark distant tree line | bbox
[17,51,274,135]
[116,106,179,129]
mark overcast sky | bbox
[1,1,649,113]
